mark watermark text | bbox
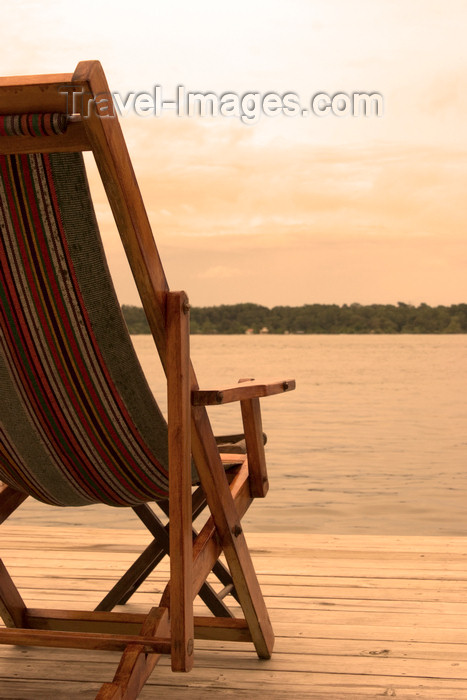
[59,86,384,124]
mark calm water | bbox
[133,333,467,536]
[13,334,467,535]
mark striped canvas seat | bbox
[0,122,170,507]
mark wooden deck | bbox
[0,525,466,699]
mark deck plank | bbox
[0,526,467,698]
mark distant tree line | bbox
[122,302,467,335]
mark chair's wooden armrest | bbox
[192,378,295,406]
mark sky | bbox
[2,0,467,307]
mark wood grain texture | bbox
[166,292,194,672]
[240,398,268,497]
[192,378,295,406]
[1,527,467,699]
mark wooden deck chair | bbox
[0,61,295,698]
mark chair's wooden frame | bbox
[0,61,295,698]
[96,494,242,618]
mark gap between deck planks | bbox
[0,525,467,699]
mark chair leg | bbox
[0,559,27,628]
[191,406,275,660]
[95,538,166,612]
[95,607,170,700]
[96,497,238,617]
[221,528,275,658]
[0,483,28,525]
